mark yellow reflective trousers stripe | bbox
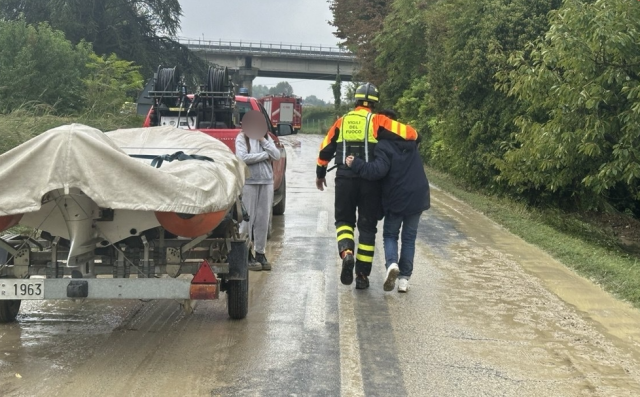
[338,233,354,241]
[357,244,374,252]
[337,225,354,233]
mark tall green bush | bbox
[0,20,144,115]
[498,0,640,213]
[83,53,143,115]
[0,20,90,112]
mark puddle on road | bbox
[0,299,140,394]
[422,187,640,394]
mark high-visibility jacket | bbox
[316,107,418,179]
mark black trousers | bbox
[334,176,382,277]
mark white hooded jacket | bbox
[235,133,281,185]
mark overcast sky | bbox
[179,0,338,101]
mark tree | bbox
[0,20,90,112]
[304,95,328,107]
[82,53,143,115]
[374,0,428,106]
[332,74,342,113]
[498,0,640,212]
[342,82,359,106]
[396,0,561,189]
[269,81,294,96]
[329,0,393,84]
[252,84,270,98]
[0,0,207,81]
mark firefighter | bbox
[315,83,418,289]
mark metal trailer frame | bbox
[0,212,250,322]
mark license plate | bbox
[0,280,44,300]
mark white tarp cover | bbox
[0,124,247,216]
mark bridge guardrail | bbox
[179,38,356,61]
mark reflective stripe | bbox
[358,243,375,251]
[391,121,399,135]
[364,112,372,162]
[321,134,332,148]
[341,117,347,164]
[338,233,354,241]
[356,253,374,262]
[399,124,408,139]
[337,225,354,233]
[355,94,379,102]
[389,120,408,139]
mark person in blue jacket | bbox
[345,109,430,293]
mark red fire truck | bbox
[259,95,302,133]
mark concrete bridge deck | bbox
[180,38,355,62]
[181,38,360,92]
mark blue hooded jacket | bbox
[351,139,430,217]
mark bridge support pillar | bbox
[232,67,259,96]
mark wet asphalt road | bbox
[2,135,640,396]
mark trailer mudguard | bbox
[227,239,248,280]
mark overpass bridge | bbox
[180,38,359,95]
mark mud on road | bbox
[1,134,640,396]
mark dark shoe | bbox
[340,251,355,285]
[248,252,262,272]
[256,253,271,271]
[355,274,369,290]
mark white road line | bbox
[338,262,365,397]
[317,210,329,234]
[304,270,326,330]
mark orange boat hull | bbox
[0,214,23,232]
[155,211,227,238]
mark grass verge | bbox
[426,166,640,308]
[0,109,144,154]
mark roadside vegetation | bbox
[0,1,181,153]
[0,19,145,153]
[0,0,207,86]
[330,0,640,304]
[332,0,639,216]
[300,106,336,134]
[0,106,143,154]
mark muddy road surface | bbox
[2,135,640,396]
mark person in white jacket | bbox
[235,118,281,271]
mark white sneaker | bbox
[398,278,409,293]
[383,263,400,291]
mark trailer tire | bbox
[227,270,248,320]
[273,176,286,216]
[0,300,21,323]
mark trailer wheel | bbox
[273,176,286,216]
[227,270,248,320]
[0,300,21,323]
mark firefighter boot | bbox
[340,250,355,285]
[355,274,370,290]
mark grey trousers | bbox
[240,183,273,254]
